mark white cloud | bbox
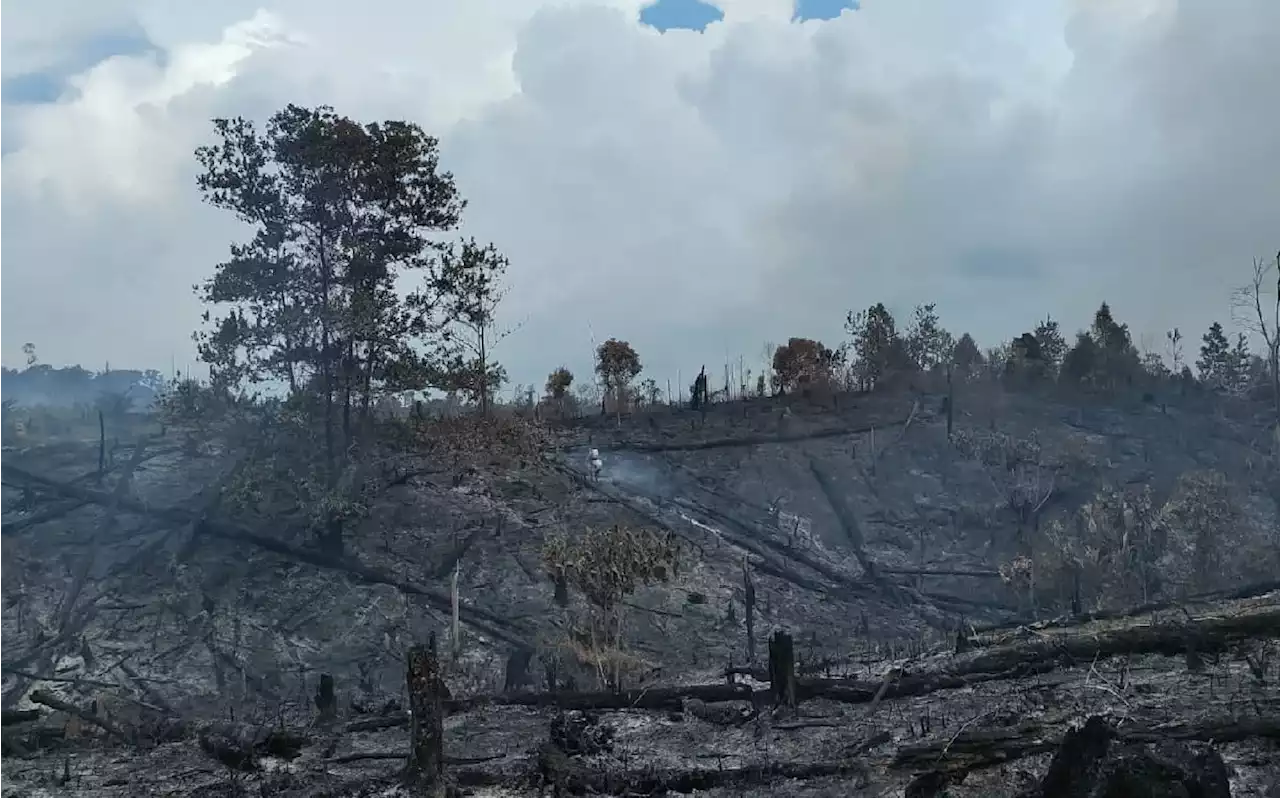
[2,0,1278,390]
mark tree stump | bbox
[504,647,534,692]
[314,674,336,724]
[768,631,796,708]
[405,634,446,790]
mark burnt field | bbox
[2,383,1279,796]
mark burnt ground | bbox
[2,382,1279,796]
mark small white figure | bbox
[588,448,604,482]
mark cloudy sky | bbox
[2,0,1277,393]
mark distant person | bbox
[588,448,604,482]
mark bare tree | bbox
[1233,252,1279,424]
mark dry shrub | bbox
[1029,485,1166,613]
[542,524,681,688]
[1160,470,1266,589]
[951,428,1043,469]
[1023,470,1261,614]
[953,428,1059,535]
[410,413,554,471]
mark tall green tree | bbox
[595,339,642,415]
[194,104,464,455]
[1196,322,1234,390]
[771,337,841,395]
[846,302,909,390]
[1085,302,1140,389]
[193,104,465,555]
[1033,316,1067,376]
[1061,331,1099,386]
[951,333,985,379]
[903,303,954,372]
[430,238,513,416]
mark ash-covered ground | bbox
[2,383,1278,796]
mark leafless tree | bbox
[1233,252,1280,424]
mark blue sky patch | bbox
[2,26,159,105]
[793,0,859,22]
[640,0,725,33]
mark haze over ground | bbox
[2,0,1277,391]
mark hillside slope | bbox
[2,384,1278,796]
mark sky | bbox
[2,0,1278,395]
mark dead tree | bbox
[768,631,796,708]
[314,674,336,724]
[1233,251,1280,427]
[404,635,446,789]
[743,559,757,663]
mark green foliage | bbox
[1033,317,1067,373]
[845,302,912,390]
[770,337,842,395]
[545,367,574,400]
[1060,331,1098,385]
[193,104,465,419]
[951,332,985,378]
[542,524,682,614]
[430,238,513,415]
[903,303,954,372]
[1196,321,1250,394]
[542,523,681,686]
[595,339,642,411]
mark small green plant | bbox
[542,524,681,688]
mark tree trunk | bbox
[743,560,756,663]
[314,674,336,724]
[405,635,446,790]
[768,632,796,708]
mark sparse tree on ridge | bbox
[1033,316,1067,376]
[903,303,953,373]
[1165,327,1185,375]
[545,367,573,400]
[771,337,840,395]
[1060,331,1099,387]
[846,302,910,391]
[1192,320,1233,391]
[1232,252,1280,421]
[193,105,464,444]
[595,339,642,416]
[192,104,475,554]
[430,238,514,417]
[951,333,985,379]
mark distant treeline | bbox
[1,364,166,409]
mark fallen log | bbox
[486,743,871,795]
[425,598,1280,715]
[890,714,1280,773]
[971,580,1280,640]
[880,567,1001,578]
[350,666,1044,725]
[809,459,954,630]
[1,709,41,726]
[0,463,533,650]
[1,499,90,535]
[613,415,909,453]
[950,600,1280,677]
[28,689,130,741]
